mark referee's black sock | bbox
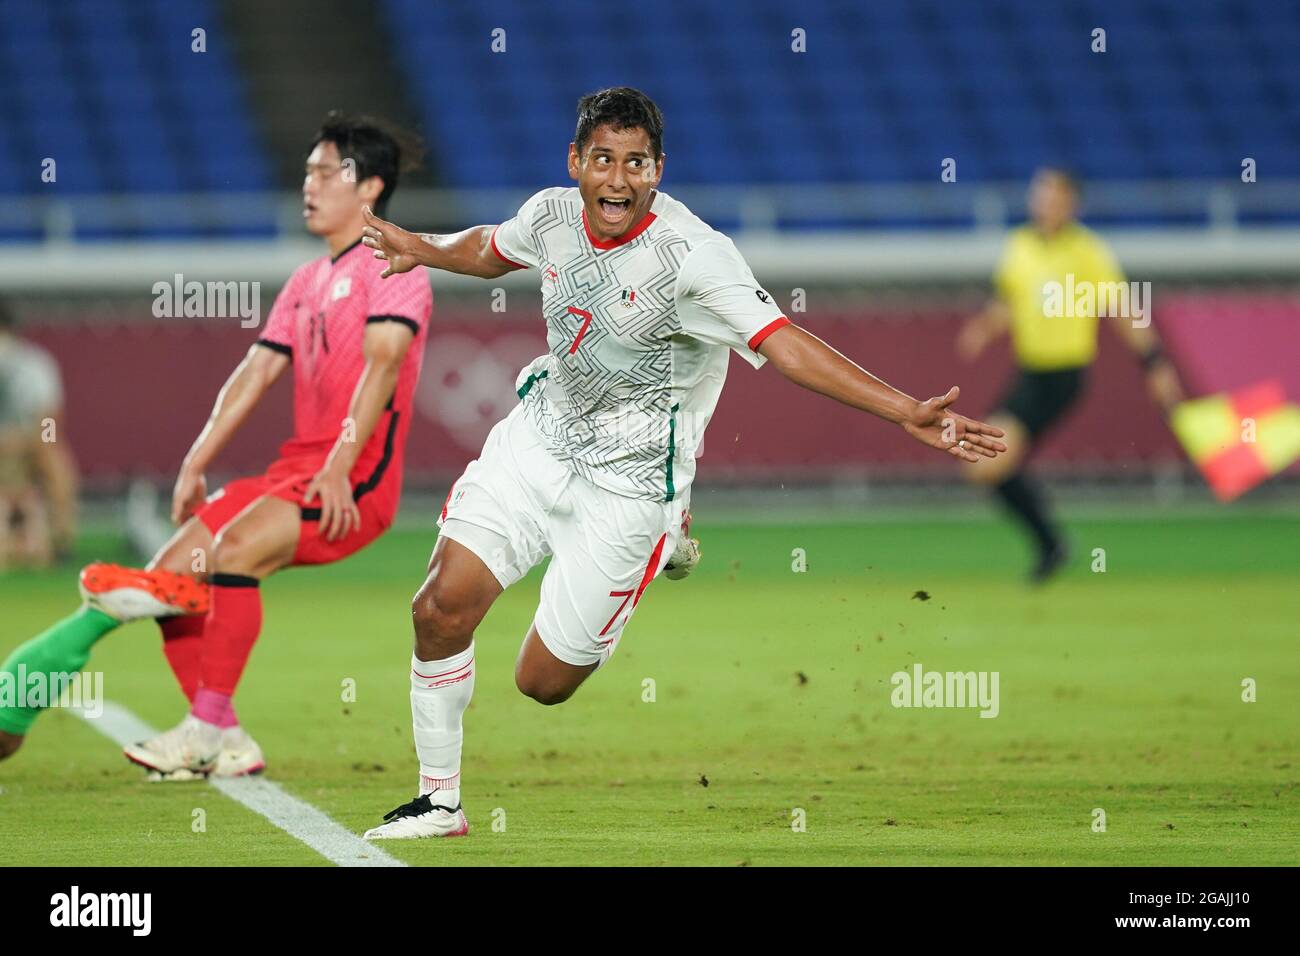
[993,472,1061,557]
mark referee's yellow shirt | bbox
[994,223,1126,371]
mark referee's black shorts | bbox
[992,366,1087,441]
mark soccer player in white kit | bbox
[358,88,1007,838]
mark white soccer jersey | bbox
[491,187,790,501]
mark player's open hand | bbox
[304,464,361,542]
[361,206,424,278]
[171,468,207,525]
[902,386,1007,462]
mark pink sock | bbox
[191,688,239,728]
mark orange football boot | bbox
[79,563,210,621]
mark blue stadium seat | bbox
[0,0,271,236]
[377,0,1300,197]
[0,0,1296,236]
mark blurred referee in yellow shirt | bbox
[958,168,1185,582]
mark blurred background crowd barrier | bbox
[3,0,1297,509]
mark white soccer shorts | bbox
[437,403,687,668]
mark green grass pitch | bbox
[1,512,1297,866]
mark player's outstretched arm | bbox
[361,206,515,280]
[757,322,1007,463]
[173,345,290,523]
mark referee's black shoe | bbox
[1030,539,1070,585]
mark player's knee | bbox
[211,529,254,575]
[514,671,573,706]
[145,521,213,580]
[411,583,476,655]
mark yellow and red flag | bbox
[1170,380,1300,501]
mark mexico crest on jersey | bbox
[620,287,637,308]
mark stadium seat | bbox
[376,0,1300,216]
[0,0,1295,235]
[0,0,272,237]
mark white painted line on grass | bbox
[210,775,405,868]
[73,700,406,868]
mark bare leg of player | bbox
[364,535,502,839]
[147,517,215,576]
[514,628,597,705]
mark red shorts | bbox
[194,455,395,566]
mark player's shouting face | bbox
[567,124,664,243]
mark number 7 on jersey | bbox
[566,305,593,354]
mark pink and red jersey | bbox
[258,239,432,510]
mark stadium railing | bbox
[3,179,1299,291]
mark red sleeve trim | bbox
[489,225,528,270]
[748,316,792,351]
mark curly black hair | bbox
[574,87,664,159]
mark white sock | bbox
[410,643,474,806]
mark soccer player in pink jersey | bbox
[0,113,432,776]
